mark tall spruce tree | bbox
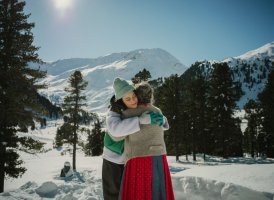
[243,99,262,158]
[62,70,88,170]
[180,62,211,161]
[154,74,183,161]
[258,69,274,158]
[207,63,242,158]
[85,116,104,156]
[0,0,46,192]
[183,72,208,161]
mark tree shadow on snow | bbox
[176,154,274,165]
[169,166,188,174]
[53,171,85,183]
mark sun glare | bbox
[52,0,73,15]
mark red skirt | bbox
[119,155,174,200]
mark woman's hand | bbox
[139,111,164,126]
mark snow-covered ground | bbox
[1,120,274,200]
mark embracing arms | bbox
[106,106,169,141]
[106,111,140,138]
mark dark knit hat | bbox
[135,82,153,104]
[113,77,134,100]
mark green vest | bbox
[104,132,124,155]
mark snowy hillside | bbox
[190,42,274,108]
[30,48,187,113]
[31,43,274,113]
[234,42,274,61]
[2,120,274,200]
[225,42,274,108]
[2,44,274,199]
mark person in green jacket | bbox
[102,77,164,200]
[108,82,174,200]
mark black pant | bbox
[102,159,124,200]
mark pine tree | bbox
[85,116,104,156]
[62,70,88,170]
[154,74,183,161]
[184,72,208,161]
[131,68,151,85]
[36,94,62,120]
[0,0,46,192]
[148,77,163,90]
[207,63,243,158]
[258,69,274,158]
[179,61,211,161]
[55,122,74,147]
[243,99,262,158]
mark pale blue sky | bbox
[25,0,274,66]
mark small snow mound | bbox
[221,182,271,200]
[58,193,78,200]
[19,181,38,190]
[35,181,58,198]
[0,192,11,197]
[173,176,272,200]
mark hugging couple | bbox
[102,77,174,200]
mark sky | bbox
[24,0,274,66]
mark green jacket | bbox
[104,132,124,155]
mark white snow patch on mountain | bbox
[31,48,187,113]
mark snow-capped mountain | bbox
[32,48,187,113]
[234,42,274,61]
[187,42,274,108]
[33,42,274,113]
[226,42,274,108]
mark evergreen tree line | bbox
[243,69,274,158]
[232,58,272,88]
[36,93,62,120]
[124,65,274,160]
[0,0,46,192]
[150,62,274,160]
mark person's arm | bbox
[162,116,169,130]
[106,111,140,138]
[148,105,170,130]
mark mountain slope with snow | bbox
[2,44,274,199]
[234,42,274,61]
[225,42,274,108]
[32,48,187,113]
[33,42,274,112]
[186,42,274,108]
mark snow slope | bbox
[225,42,274,108]
[30,48,187,113]
[234,42,274,61]
[1,120,274,200]
[4,43,273,199]
[193,42,274,108]
[33,43,274,113]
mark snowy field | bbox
[1,120,274,200]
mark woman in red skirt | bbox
[120,155,174,200]
[107,81,174,200]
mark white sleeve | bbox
[106,111,140,137]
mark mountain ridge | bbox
[189,42,274,108]
[33,42,274,113]
[34,48,187,113]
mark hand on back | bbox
[139,111,164,126]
